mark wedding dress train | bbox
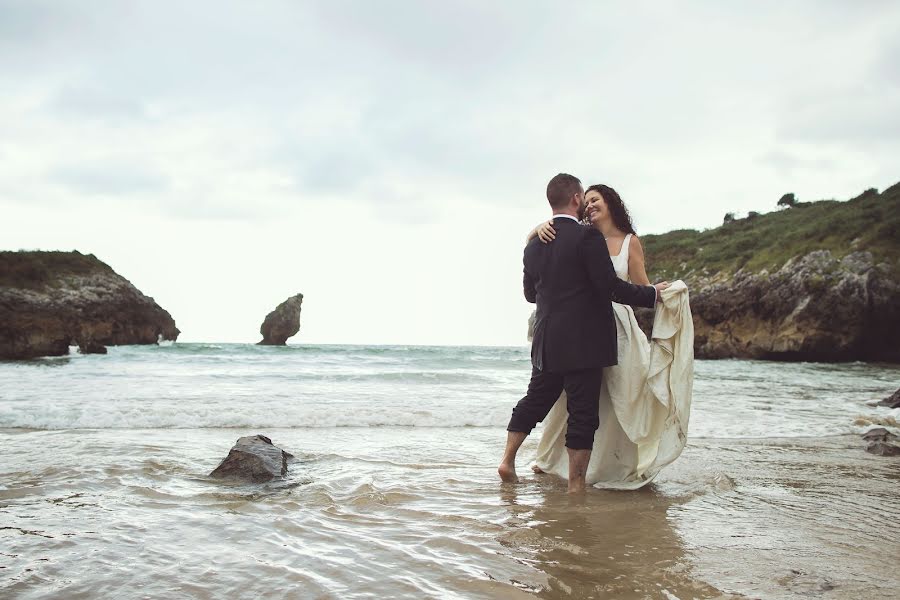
[531,234,694,489]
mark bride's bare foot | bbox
[498,462,518,483]
[531,465,545,474]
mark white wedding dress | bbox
[532,234,695,489]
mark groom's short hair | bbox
[546,173,582,209]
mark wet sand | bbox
[1,427,897,599]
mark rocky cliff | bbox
[639,182,900,362]
[0,251,179,359]
[645,250,899,361]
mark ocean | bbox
[1,344,898,599]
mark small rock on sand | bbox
[210,435,294,482]
[862,427,900,457]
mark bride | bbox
[525,184,694,489]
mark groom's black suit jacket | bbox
[524,217,657,373]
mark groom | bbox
[498,173,667,493]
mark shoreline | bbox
[5,340,900,367]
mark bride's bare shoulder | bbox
[628,235,646,261]
[629,234,644,250]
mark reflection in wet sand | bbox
[497,479,731,599]
[668,437,900,599]
[490,434,900,599]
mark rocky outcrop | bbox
[877,389,900,409]
[862,428,900,457]
[638,250,899,362]
[258,293,303,345]
[209,435,293,482]
[690,251,898,361]
[0,251,179,360]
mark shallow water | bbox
[1,345,898,599]
[0,344,896,436]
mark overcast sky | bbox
[2,1,898,345]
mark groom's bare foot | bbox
[498,462,518,483]
[567,480,586,494]
[531,465,545,474]
[566,448,590,494]
[499,432,527,483]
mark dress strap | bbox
[620,233,632,261]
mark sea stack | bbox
[258,293,303,345]
[0,250,179,360]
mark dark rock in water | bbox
[78,340,108,355]
[862,428,900,456]
[866,441,900,457]
[210,435,294,482]
[862,427,897,443]
[876,389,900,409]
[0,250,179,360]
[258,294,303,345]
[776,569,836,594]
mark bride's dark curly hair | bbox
[587,184,636,235]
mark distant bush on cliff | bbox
[0,251,114,290]
[777,193,797,208]
[642,181,900,281]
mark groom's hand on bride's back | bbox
[654,281,671,302]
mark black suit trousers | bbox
[507,366,604,450]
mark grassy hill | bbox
[641,181,900,281]
[0,251,114,290]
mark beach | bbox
[1,345,898,599]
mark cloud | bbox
[756,151,837,175]
[0,0,72,42]
[50,162,169,196]
[50,84,149,121]
[309,1,558,83]
[776,90,900,145]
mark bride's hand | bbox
[654,281,671,301]
[536,221,556,243]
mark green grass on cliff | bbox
[641,181,900,281]
[0,251,113,289]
